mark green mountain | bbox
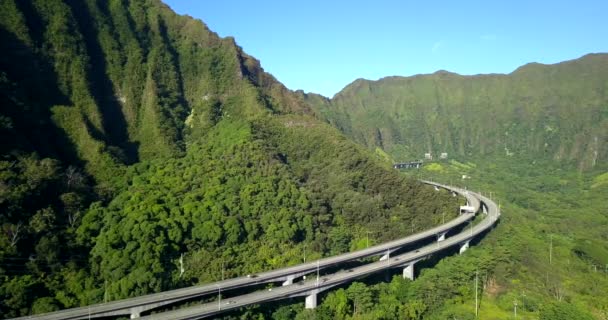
[2,0,606,319]
[0,0,456,317]
[302,56,608,319]
[305,54,608,170]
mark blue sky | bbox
[163,1,608,97]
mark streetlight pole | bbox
[316,260,320,287]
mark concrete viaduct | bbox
[13,181,499,320]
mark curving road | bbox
[12,182,488,320]
[136,188,500,319]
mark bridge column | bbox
[305,291,318,309]
[459,241,470,254]
[282,275,295,286]
[130,306,144,318]
[379,249,392,261]
[402,263,415,280]
[437,231,447,242]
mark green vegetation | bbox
[214,157,607,320]
[305,56,608,171]
[298,54,608,319]
[1,0,606,319]
[409,157,608,319]
[0,0,456,317]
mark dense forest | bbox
[205,157,608,320]
[304,54,608,171]
[0,0,458,318]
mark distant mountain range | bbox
[304,54,608,170]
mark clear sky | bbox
[162,0,608,98]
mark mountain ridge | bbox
[0,1,458,317]
[303,53,608,100]
[305,53,608,170]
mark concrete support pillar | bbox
[459,241,470,254]
[437,231,447,242]
[379,250,392,261]
[282,275,295,286]
[305,292,317,309]
[130,307,144,318]
[402,263,415,280]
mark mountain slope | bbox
[0,0,313,179]
[305,54,608,170]
[0,0,457,317]
[301,56,608,319]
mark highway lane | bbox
[12,181,477,320]
[137,189,500,319]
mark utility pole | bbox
[475,270,479,318]
[513,300,518,318]
[549,234,553,265]
[442,212,446,224]
[303,245,306,263]
[221,260,225,281]
[366,231,371,248]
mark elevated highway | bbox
[13,182,494,320]
[136,189,500,319]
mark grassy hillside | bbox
[0,0,458,317]
[305,55,608,171]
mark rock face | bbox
[306,54,608,170]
